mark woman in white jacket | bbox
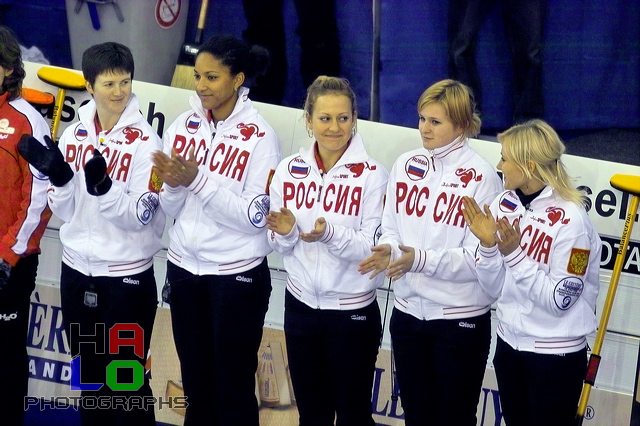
[19,42,164,426]
[267,76,388,426]
[462,119,600,425]
[359,80,502,425]
[152,34,281,426]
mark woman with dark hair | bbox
[19,41,165,426]
[0,29,26,101]
[0,25,52,426]
[152,34,281,425]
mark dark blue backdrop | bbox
[194,0,640,132]
[1,0,638,132]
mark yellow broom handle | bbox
[576,175,640,424]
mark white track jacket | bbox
[160,87,281,275]
[380,137,502,320]
[49,94,165,277]
[476,187,601,354]
[268,134,388,310]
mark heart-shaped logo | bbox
[237,123,266,141]
[547,210,561,225]
[240,125,255,140]
[347,163,365,177]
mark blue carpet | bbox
[25,404,174,426]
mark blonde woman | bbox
[268,76,388,425]
[462,119,601,425]
[359,79,502,425]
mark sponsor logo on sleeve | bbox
[136,192,160,225]
[248,194,270,228]
[554,276,584,310]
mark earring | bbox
[233,87,237,92]
[351,126,356,136]
[307,128,314,138]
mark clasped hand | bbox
[462,196,521,256]
[358,244,415,281]
[266,208,327,242]
[152,147,199,188]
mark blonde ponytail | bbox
[498,119,585,206]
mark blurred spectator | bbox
[242,0,340,105]
[448,0,546,124]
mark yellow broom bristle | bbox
[171,64,196,90]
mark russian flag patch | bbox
[291,165,309,175]
[185,113,201,133]
[499,196,518,212]
[288,156,310,178]
[405,155,429,180]
[407,165,425,178]
[75,127,88,140]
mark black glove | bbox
[84,149,112,196]
[17,134,74,187]
[0,259,11,290]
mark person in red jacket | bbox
[0,26,52,426]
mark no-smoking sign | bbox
[156,0,182,29]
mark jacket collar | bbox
[419,135,474,170]
[299,132,369,172]
[528,185,555,205]
[188,86,256,131]
[77,93,143,134]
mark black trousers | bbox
[60,263,157,426]
[284,291,381,426]
[167,259,272,426]
[493,336,587,426]
[390,308,491,426]
[241,0,341,105]
[0,254,37,426]
[448,0,546,123]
